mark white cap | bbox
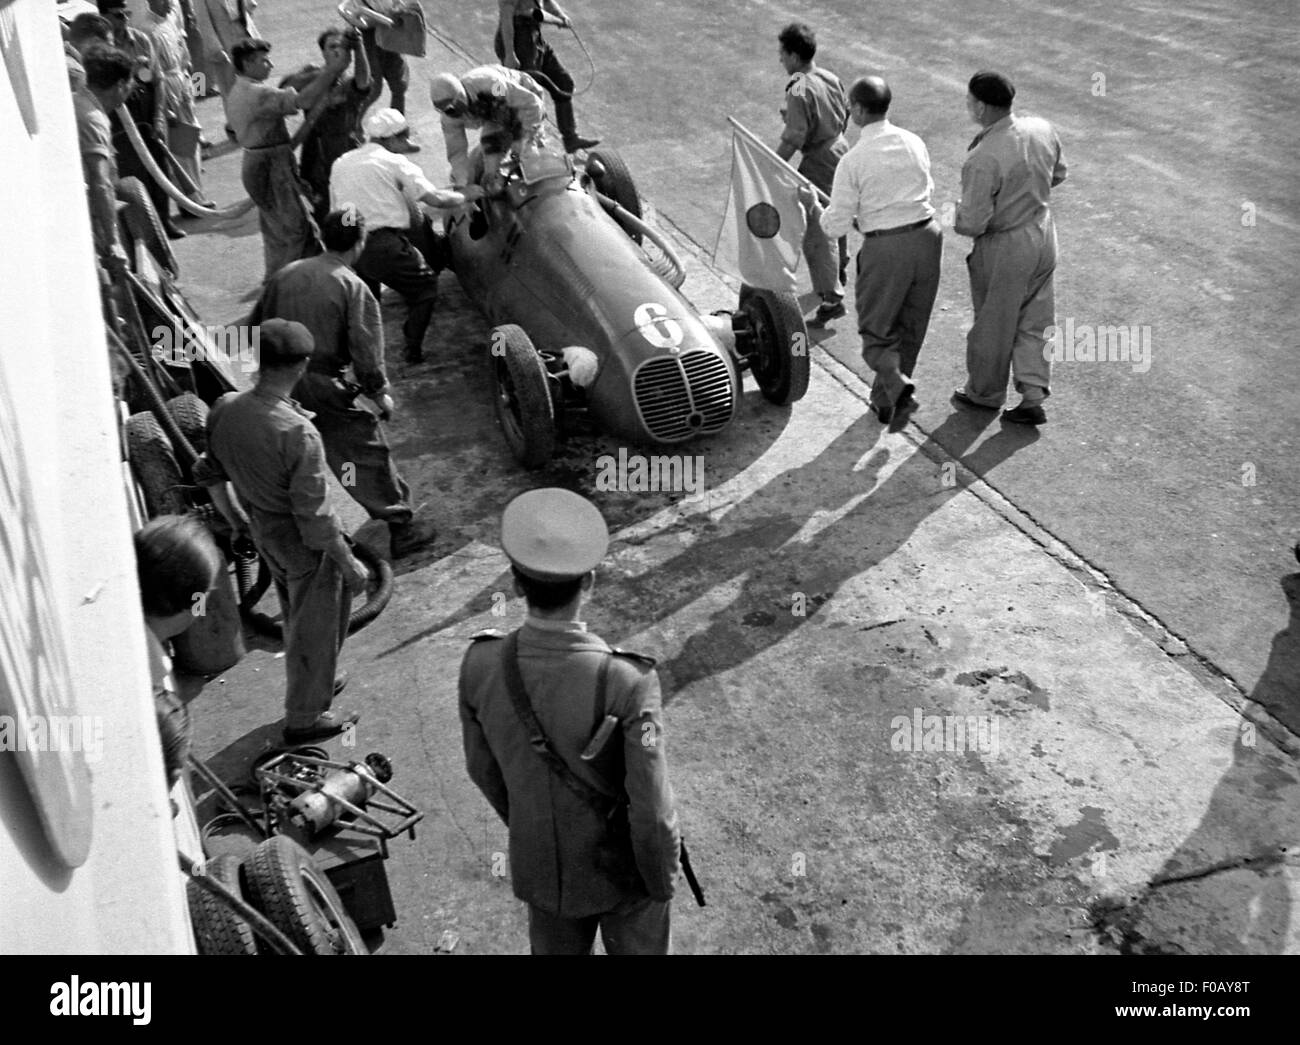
[363,108,409,140]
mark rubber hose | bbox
[592,190,685,286]
[177,851,302,956]
[117,109,255,220]
[240,539,395,639]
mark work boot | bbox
[283,709,360,744]
[390,517,438,558]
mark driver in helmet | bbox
[429,64,547,189]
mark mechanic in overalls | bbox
[494,0,598,154]
[226,37,346,282]
[429,65,548,189]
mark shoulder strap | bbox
[501,632,618,817]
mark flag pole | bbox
[727,116,832,205]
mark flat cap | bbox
[969,70,1015,108]
[363,107,409,140]
[96,0,129,11]
[501,488,609,582]
[258,318,315,364]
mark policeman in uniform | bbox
[459,489,682,955]
[775,22,849,326]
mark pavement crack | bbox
[1147,846,1297,890]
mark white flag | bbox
[713,129,808,294]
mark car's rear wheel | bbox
[740,286,810,405]
[586,148,643,245]
[490,324,556,469]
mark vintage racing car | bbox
[445,145,810,468]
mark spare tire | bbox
[187,853,258,956]
[165,393,209,476]
[126,411,187,516]
[118,175,178,278]
[238,539,394,641]
[244,835,367,955]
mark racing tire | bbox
[187,853,259,956]
[117,175,178,278]
[126,411,188,516]
[586,148,643,245]
[490,324,556,469]
[740,285,810,405]
[244,835,367,955]
[165,393,208,478]
[238,540,393,642]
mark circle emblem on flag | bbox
[746,202,781,239]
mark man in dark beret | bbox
[194,318,369,743]
[953,70,1068,425]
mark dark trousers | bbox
[494,19,579,142]
[362,30,409,113]
[355,226,439,359]
[294,372,412,525]
[242,146,321,282]
[528,897,671,955]
[854,219,943,411]
[249,512,349,730]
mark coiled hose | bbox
[592,190,685,286]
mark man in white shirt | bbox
[812,76,942,427]
[330,108,484,363]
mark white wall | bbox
[0,0,195,954]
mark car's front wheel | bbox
[490,324,557,469]
[739,286,810,405]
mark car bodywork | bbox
[446,146,807,463]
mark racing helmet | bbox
[429,72,468,118]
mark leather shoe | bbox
[564,135,601,153]
[164,222,187,240]
[390,517,438,558]
[1001,403,1047,425]
[333,671,348,696]
[870,400,892,424]
[951,388,998,411]
[283,709,360,744]
[809,298,846,326]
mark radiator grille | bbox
[632,350,734,441]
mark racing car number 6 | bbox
[634,302,685,351]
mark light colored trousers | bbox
[249,511,349,730]
[963,211,1058,407]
